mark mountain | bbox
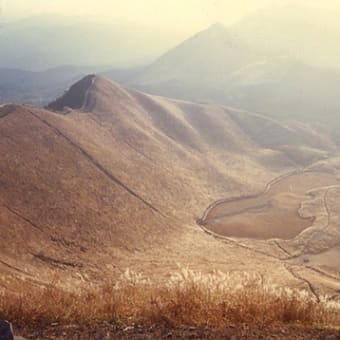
[0,66,93,106]
[4,16,340,131]
[219,58,340,136]
[129,23,259,100]
[1,75,335,286]
[0,65,141,106]
[0,62,139,108]
[123,24,340,139]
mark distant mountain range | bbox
[0,66,89,105]
[125,22,340,140]
[1,7,340,139]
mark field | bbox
[203,170,339,240]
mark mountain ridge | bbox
[1,75,339,301]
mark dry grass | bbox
[1,268,339,329]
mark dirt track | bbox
[197,169,340,301]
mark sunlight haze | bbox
[3,0,338,33]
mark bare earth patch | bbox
[203,171,339,240]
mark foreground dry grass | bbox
[1,269,339,330]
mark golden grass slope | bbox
[2,268,339,330]
[0,75,338,287]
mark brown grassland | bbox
[1,76,340,338]
[1,269,339,333]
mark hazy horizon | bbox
[2,0,340,38]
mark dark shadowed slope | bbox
[48,74,96,111]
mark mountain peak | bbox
[48,74,137,114]
[48,74,96,111]
[207,22,227,31]
[199,22,229,39]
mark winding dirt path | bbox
[197,169,340,301]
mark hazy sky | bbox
[3,0,340,32]
[0,1,274,26]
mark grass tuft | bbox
[1,268,339,329]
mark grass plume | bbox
[1,268,339,329]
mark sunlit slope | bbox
[0,75,335,283]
